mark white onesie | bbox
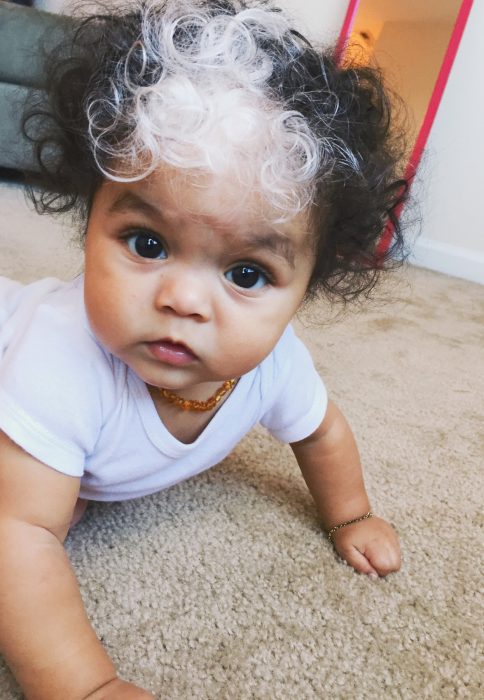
[0,276,327,501]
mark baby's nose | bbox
[154,266,211,319]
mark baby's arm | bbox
[0,431,153,700]
[291,400,401,577]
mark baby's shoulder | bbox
[255,324,314,394]
[1,276,111,381]
[0,278,114,472]
[260,324,309,373]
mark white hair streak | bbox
[86,0,356,218]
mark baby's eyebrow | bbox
[108,191,162,219]
[237,232,296,268]
[108,190,296,267]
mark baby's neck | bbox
[146,382,233,444]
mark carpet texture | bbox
[0,183,482,698]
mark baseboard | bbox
[410,237,484,285]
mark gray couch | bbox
[0,0,71,173]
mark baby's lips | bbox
[146,339,198,365]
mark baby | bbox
[0,1,406,697]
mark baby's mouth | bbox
[146,339,198,366]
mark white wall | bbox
[37,0,348,43]
[277,0,347,44]
[409,0,484,284]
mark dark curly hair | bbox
[23,0,409,303]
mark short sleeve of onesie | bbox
[0,278,107,477]
[259,325,327,443]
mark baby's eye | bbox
[125,231,167,260]
[225,265,269,290]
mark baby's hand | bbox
[330,516,401,578]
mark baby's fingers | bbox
[337,543,380,578]
[364,538,401,577]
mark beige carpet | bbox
[0,182,483,698]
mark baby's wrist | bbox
[325,509,374,542]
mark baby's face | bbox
[83,167,315,393]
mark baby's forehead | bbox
[113,166,312,231]
[99,167,314,251]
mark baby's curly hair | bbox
[24,0,408,302]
